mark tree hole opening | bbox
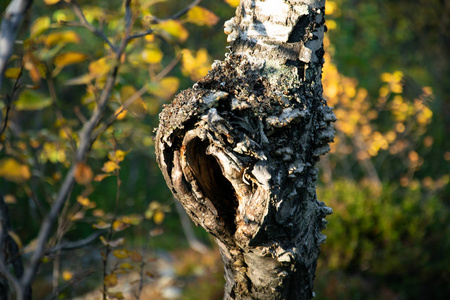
[185,138,238,233]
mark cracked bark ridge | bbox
[155,1,335,299]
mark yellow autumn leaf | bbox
[153,210,165,225]
[89,57,112,78]
[181,48,211,81]
[23,52,46,82]
[157,20,189,42]
[76,196,95,209]
[120,85,148,118]
[0,158,31,183]
[145,201,162,219]
[102,161,120,173]
[74,162,93,185]
[326,1,338,15]
[144,34,155,42]
[53,10,73,23]
[62,270,73,281]
[54,52,88,68]
[128,99,147,118]
[45,31,80,47]
[107,292,124,300]
[93,209,105,217]
[40,142,66,163]
[145,98,159,115]
[225,0,240,7]
[121,214,142,225]
[119,263,133,270]
[70,211,85,221]
[108,150,128,163]
[83,6,107,23]
[77,195,90,206]
[5,68,21,79]
[150,77,180,99]
[104,273,118,288]
[113,249,130,259]
[4,194,16,204]
[44,0,61,5]
[93,221,110,229]
[31,16,51,37]
[326,20,337,30]
[141,47,163,64]
[186,6,219,27]
[112,220,130,232]
[114,106,127,120]
[120,85,138,102]
[94,173,112,182]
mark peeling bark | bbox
[155,0,335,299]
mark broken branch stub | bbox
[155,0,335,299]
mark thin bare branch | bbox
[0,194,31,299]
[102,137,122,300]
[175,201,209,254]
[92,54,181,141]
[126,29,154,42]
[149,0,202,24]
[0,65,22,139]
[125,0,132,31]
[156,54,181,81]
[46,230,107,254]
[46,69,77,152]
[66,0,118,53]
[170,0,202,20]
[0,0,32,93]
[46,268,94,300]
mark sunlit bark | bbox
[155,1,335,299]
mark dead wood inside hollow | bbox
[182,134,238,234]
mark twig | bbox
[92,54,181,141]
[148,0,202,24]
[51,192,74,298]
[175,201,209,254]
[91,84,148,142]
[126,29,154,42]
[46,230,107,254]
[48,268,94,300]
[125,0,132,30]
[102,135,122,300]
[136,233,151,300]
[0,65,22,139]
[154,54,181,82]
[169,0,202,20]
[0,0,33,93]
[73,106,87,124]
[46,69,77,152]
[0,194,31,299]
[66,0,118,53]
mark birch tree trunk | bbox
[155,0,335,299]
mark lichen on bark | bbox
[155,1,335,299]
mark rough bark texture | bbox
[155,0,335,299]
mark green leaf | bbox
[15,90,52,111]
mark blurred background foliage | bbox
[0,0,449,299]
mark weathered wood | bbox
[155,1,335,299]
